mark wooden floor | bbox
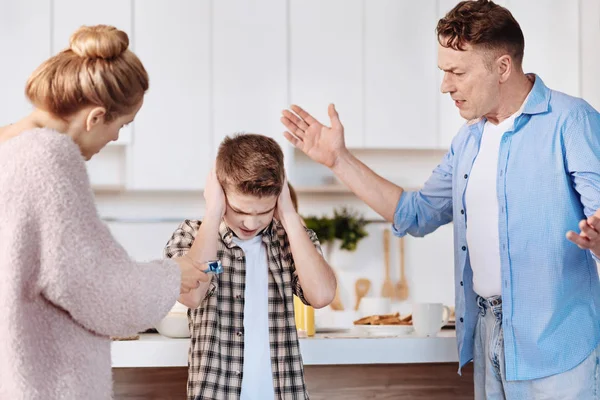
[113,363,474,399]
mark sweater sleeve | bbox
[28,132,181,337]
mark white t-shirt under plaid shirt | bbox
[232,234,274,400]
[164,219,321,400]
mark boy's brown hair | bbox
[216,133,285,197]
[436,0,525,68]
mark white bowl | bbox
[156,312,189,338]
[155,303,190,338]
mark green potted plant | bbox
[303,206,369,254]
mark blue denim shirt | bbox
[393,75,600,381]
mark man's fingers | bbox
[283,131,302,148]
[328,103,342,129]
[587,215,600,230]
[290,104,318,125]
[280,116,306,139]
[566,231,591,249]
[581,221,599,240]
[282,109,309,131]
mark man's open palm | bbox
[281,104,346,169]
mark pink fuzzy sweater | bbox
[0,129,181,399]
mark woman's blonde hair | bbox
[26,25,149,121]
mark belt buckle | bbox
[489,297,501,307]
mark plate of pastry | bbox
[352,312,414,336]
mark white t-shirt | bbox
[233,235,274,400]
[465,104,525,298]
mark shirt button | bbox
[463,174,468,179]
[460,281,464,286]
[235,370,241,376]
[460,318,464,323]
[461,246,467,251]
[235,294,242,300]
[236,256,244,261]
[237,331,243,337]
[460,209,465,215]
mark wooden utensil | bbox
[354,278,371,311]
[381,229,395,299]
[395,236,409,301]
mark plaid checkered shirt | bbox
[164,219,322,400]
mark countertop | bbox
[111,330,459,368]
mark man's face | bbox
[223,189,278,240]
[438,40,501,121]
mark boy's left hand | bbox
[276,180,297,225]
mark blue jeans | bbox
[474,296,600,399]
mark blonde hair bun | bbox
[69,25,129,60]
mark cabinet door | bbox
[365,0,438,149]
[581,0,600,111]
[128,0,211,191]
[53,0,134,145]
[289,0,364,148]
[0,1,51,126]
[211,0,292,170]
[506,0,579,97]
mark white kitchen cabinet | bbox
[86,146,126,190]
[365,0,438,149]
[128,0,211,191]
[506,0,580,97]
[52,0,132,49]
[211,0,292,171]
[289,0,364,148]
[0,1,51,126]
[581,0,600,111]
[53,0,134,146]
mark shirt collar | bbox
[219,219,279,248]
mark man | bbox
[280,1,600,398]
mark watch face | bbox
[204,260,223,274]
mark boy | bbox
[164,133,337,400]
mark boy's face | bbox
[224,189,278,240]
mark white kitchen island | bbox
[111,330,459,368]
[111,330,474,400]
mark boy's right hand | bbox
[173,255,210,294]
[204,167,226,219]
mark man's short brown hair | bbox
[216,133,285,198]
[436,0,524,68]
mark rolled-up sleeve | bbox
[563,110,600,262]
[564,110,600,218]
[164,220,201,258]
[393,148,454,238]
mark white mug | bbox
[412,303,450,337]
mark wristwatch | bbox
[202,259,223,274]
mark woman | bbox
[0,25,208,399]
